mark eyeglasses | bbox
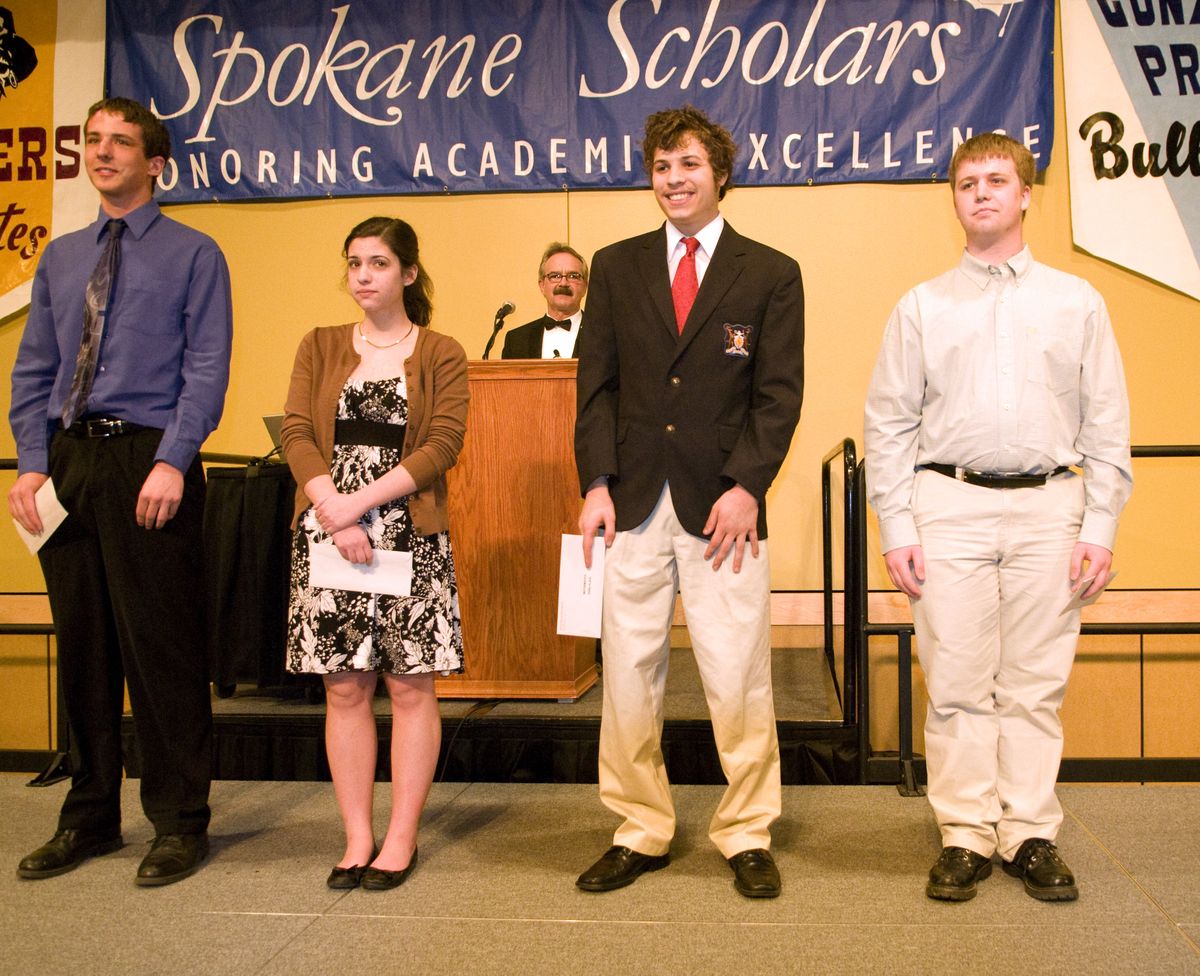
[542,272,585,283]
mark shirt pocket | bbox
[1027,327,1082,395]
[116,283,184,335]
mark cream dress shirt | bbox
[865,245,1132,554]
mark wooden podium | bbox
[435,360,598,700]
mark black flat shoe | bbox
[576,845,670,892]
[17,828,123,880]
[361,847,418,891]
[926,846,993,901]
[327,863,369,889]
[327,845,377,889]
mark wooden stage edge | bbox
[435,666,598,701]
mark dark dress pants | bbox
[38,427,212,836]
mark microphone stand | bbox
[482,307,510,360]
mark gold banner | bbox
[1,0,103,318]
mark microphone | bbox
[552,349,562,358]
[482,300,517,360]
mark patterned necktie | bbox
[62,219,125,427]
[671,236,700,334]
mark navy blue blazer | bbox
[574,223,804,539]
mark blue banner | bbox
[105,0,1054,202]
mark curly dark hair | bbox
[642,105,737,199]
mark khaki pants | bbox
[911,469,1085,861]
[598,484,780,858]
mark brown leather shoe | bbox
[576,845,669,892]
[926,846,993,901]
[1002,838,1078,901]
[135,833,208,887]
[17,828,123,880]
[727,848,781,898]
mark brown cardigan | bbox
[281,322,469,534]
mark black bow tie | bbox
[544,316,572,331]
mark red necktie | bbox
[671,237,699,334]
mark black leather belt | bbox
[62,416,151,439]
[334,418,406,450]
[924,463,1071,490]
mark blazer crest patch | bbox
[723,323,752,358]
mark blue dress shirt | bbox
[10,200,233,474]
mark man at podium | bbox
[574,106,805,900]
[501,243,588,360]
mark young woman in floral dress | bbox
[282,217,469,890]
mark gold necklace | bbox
[357,320,414,349]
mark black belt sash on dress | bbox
[333,418,406,450]
[924,463,1071,490]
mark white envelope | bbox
[308,540,413,597]
[13,477,68,554]
[557,533,605,638]
[1062,570,1118,613]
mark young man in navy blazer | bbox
[574,106,804,899]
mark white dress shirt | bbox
[865,245,1132,554]
[540,310,582,359]
[666,215,724,287]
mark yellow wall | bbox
[1,3,1197,754]
[3,8,1197,600]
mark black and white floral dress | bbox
[286,375,464,676]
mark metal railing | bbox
[820,438,866,781]
[821,440,1200,789]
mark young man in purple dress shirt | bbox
[9,97,232,886]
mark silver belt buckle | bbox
[85,418,124,438]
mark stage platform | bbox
[2,776,1198,975]
[182,646,861,785]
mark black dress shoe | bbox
[727,848,781,898]
[926,846,993,901]
[1002,838,1078,901]
[576,845,669,892]
[17,828,123,880]
[135,833,209,887]
[361,847,418,891]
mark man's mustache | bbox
[553,285,574,295]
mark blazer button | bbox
[665,424,676,434]
[670,376,681,387]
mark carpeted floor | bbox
[1,777,1197,975]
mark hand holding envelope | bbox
[12,477,68,555]
[1063,570,1118,613]
[308,540,413,597]
[558,533,605,638]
